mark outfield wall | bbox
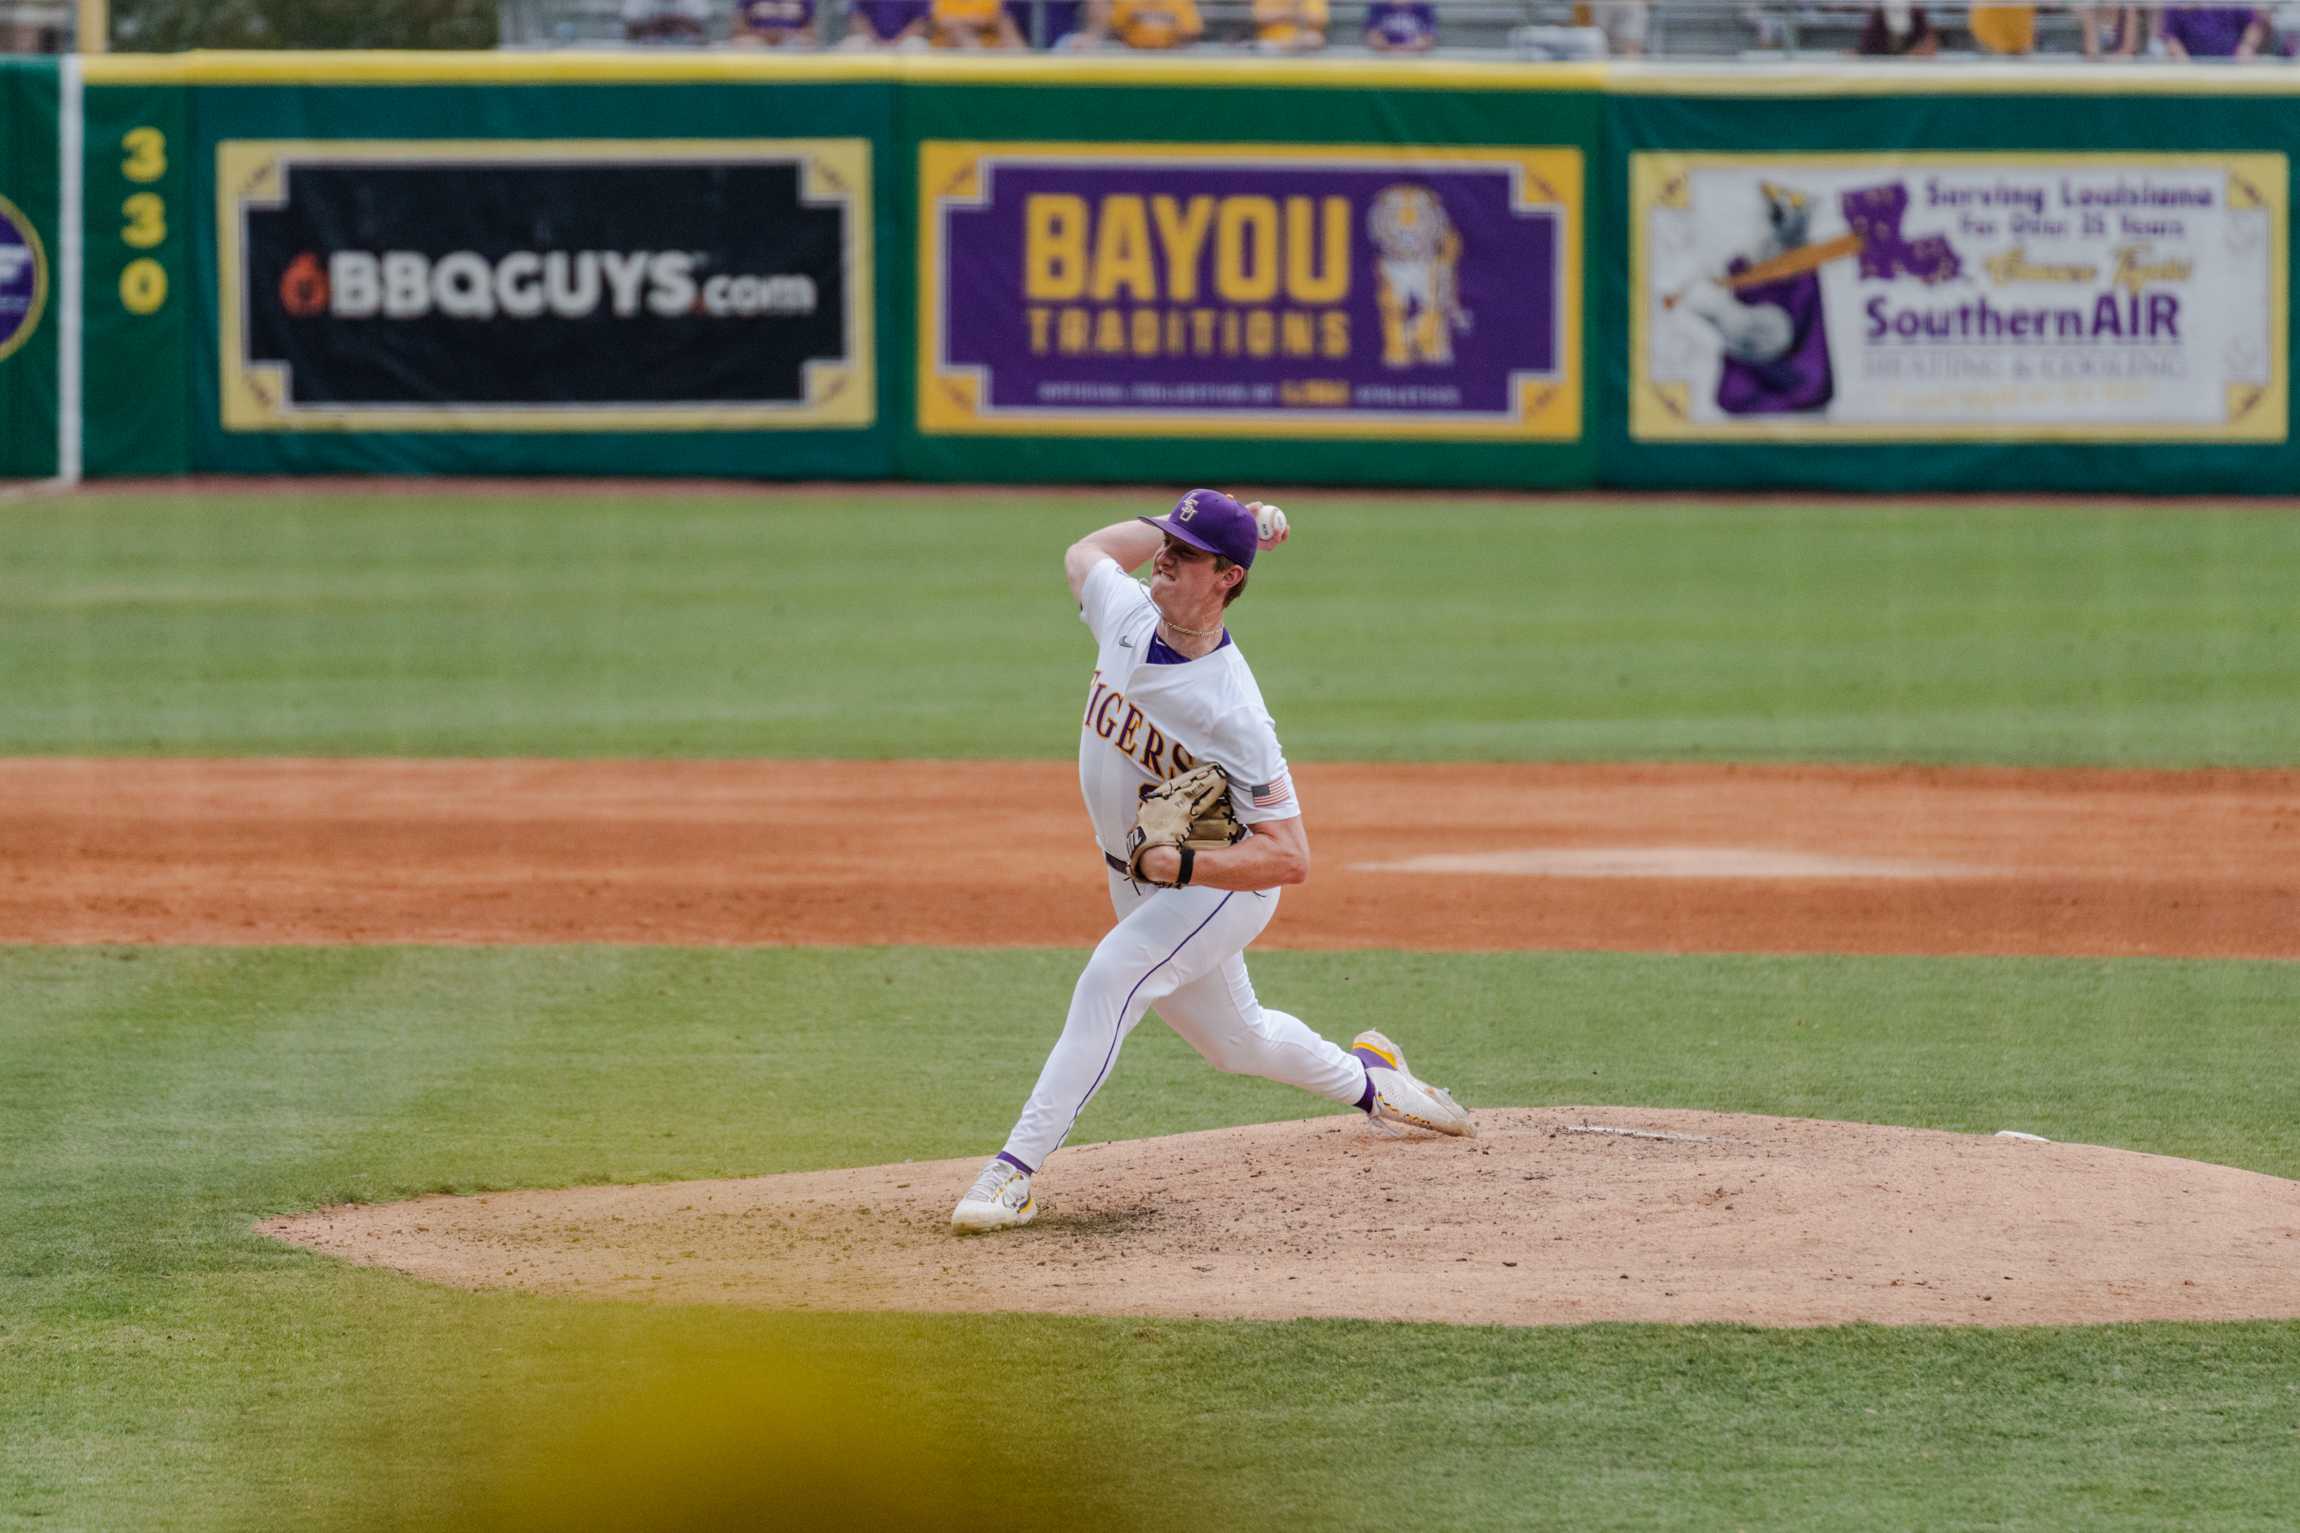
[0,53,2293,493]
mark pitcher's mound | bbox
[263,1109,2300,1328]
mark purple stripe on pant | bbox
[1054,893,1236,1153]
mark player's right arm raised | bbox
[1066,500,1289,604]
[1064,520,1166,604]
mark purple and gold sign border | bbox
[917,140,1581,441]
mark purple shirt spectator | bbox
[2160,5,2263,54]
[1364,0,1436,47]
[735,0,814,35]
[1008,0,1085,42]
[858,0,930,38]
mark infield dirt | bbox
[6,757,2296,957]
[20,754,2292,1328]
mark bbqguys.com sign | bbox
[217,139,873,431]
[301,249,819,322]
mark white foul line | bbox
[57,55,83,487]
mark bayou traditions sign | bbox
[917,141,1581,440]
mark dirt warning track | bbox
[5,758,2296,957]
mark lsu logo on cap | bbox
[1175,492,1200,523]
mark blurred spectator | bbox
[2079,2,2145,53]
[623,0,709,43]
[844,0,932,44]
[1966,0,2037,51]
[4,4,66,52]
[732,0,819,44]
[1856,2,1937,53]
[1364,0,1437,49]
[1573,1,1648,54]
[1087,0,1205,48]
[1008,0,1088,43]
[1252,0,1328,48]
[2160,3,2268,53]
[931,0,1027,44]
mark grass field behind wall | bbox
[1,488,2297,1533]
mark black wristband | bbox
[1175,846,1195,888]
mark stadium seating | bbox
[494,1,2199,60]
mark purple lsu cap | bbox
[1138,488,1257,568]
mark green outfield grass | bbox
[5,486,2295,1530]
[3,491,2297,764]
[5,944,2297,1532]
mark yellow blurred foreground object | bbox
[442,1345,1118,1532]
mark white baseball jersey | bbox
[1074,557,1299,866]
[991,552,1357,1176]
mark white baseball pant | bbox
[999,869,1366,1173]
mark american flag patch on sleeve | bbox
[1248,773,1293,809]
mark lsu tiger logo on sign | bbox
[1369,184,1469,371]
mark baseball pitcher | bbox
[952,490,1473,1233]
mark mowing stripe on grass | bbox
[3,493,2296,763]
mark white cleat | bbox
[951,1156,1038,1233]
[1352,1030,1476,1138]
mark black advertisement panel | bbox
[217,139,872,431]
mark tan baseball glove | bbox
[1125,762,1246,882]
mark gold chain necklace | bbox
[1157,609,1224,640]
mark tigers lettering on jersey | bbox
[1084,669,1198,781]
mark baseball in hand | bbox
[1249,502,1289,551]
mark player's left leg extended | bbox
[1153,953,1367,1107]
